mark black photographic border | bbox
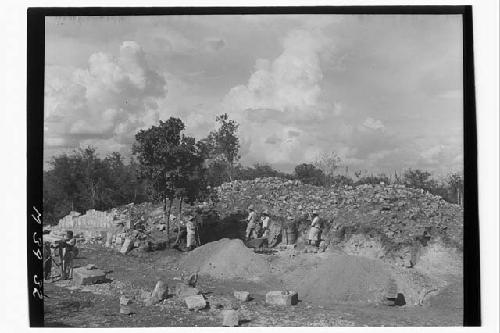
[27,5,479,327]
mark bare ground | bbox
[44,245,463,327]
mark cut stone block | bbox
[222,309,239,327]
[175,283,200,298]
[184,295,206,310]
[120,238,133,254]
[152,280,168,301]
[120,305,132,315]
[234,291,250,302]
[265,291,298,306]
[73,267,107,286]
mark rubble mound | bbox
[215,177,463,267]
[180,238,271,281]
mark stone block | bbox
[175,283,200,298]
[73,267,107,286]
[233,291,250,302]
[265,291,298,306]
[184,295,206,310]
[120,305,132,315]
[152,280,168,301]
[120,238,133,254]
[222,309,239,327]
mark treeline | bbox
[43,148,150,225]
[291,162,464,206]
[43,114,464,226]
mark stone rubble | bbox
[215,177,463,265]
[184,295,207,310]
[72,266,107,286]
[265,291,299,306]
[234,291,250,302]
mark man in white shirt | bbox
[261,210,270,238]
[186,215,196,251]
[245,205,257,241]
[308,211,321,247]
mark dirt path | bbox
[44,246,463,327]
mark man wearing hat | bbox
[308,211,322,247]
[261,210,271,238]
[185,215,197,251]
[244,205,258,241]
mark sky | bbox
[44,14,463,176]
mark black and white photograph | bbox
[14,3,496,330]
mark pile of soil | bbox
[279,253,392,305]
[180,238,450,306]
[180,238,271,281]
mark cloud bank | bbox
[45,41,166,157]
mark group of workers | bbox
[243,205,271,241]
[243,205,323,246]
[43,230,78,281]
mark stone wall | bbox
[57,209,116,230]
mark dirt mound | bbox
[180,238,271,281]
[415,242,463,278]
[180,239,448,306]
[279,254,391,304]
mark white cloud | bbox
[223,28,332,120]
[220,26,341,166]
[361,117,385,131]
[44,41,166,154]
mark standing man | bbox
[57,230,76,280]
[185,215,196,251]
[43,241,53,281]
[244,205,258,241]
[261,210,271,238]
[308,211,322,247]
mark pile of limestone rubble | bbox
[214,177,463,267]
[47,176,463,267]
[45,201,218,253]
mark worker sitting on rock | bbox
[185,215,197,251]
[244,205,258,241]
[308,211,322,247]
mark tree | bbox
[203,113,240,181]
[133,118,207,244]
[403,169,435,192]
[43,147,149,225]
[233,163,292,181]
[294,163,325,186]
[314,151,342,178]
